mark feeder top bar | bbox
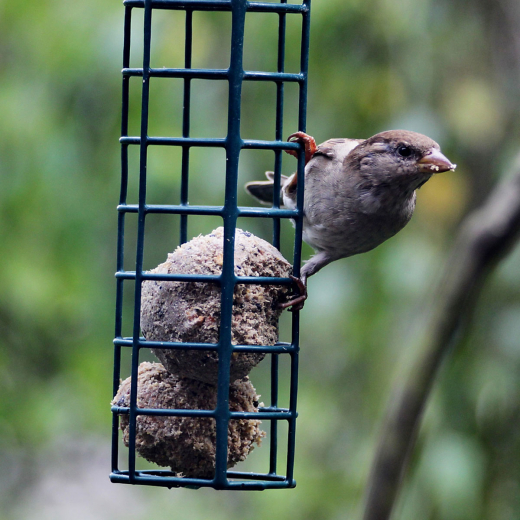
[123,0,309,14]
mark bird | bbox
[245,130,456,310]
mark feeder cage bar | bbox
[112,0,311,490]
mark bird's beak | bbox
[417,149,456,174]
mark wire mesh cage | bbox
[111,0,311,490]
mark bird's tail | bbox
[244,171,289,206]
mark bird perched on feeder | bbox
[245,130,456,310]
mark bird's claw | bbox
[278,275,307,311]
[286,132,318,165]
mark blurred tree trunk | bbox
[362,153,520,520]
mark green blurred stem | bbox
[362,155,520,520]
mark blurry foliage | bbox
[0,0,520,519]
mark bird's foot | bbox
[278,275,307,311]
[286,132,317,165]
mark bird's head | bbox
[347,130,456,191]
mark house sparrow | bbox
[245,130,456,310]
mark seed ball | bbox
[140,227,292,384]
[112,362,265,478]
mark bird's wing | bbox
[283,138,365,208]
[245,139,364,206]
[314,138,364,162]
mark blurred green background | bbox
[1,0,520,519]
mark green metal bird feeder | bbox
[111,0,311,490]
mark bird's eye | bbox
[397,145,413,158]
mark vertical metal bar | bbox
[115,5,132,351]
[269,0,288,477]
[113,4,134,474]
[286,0,311,485]
[286,147,304,483]
[269,355,279,475]
[180,9,193,245]
[111,342,122,474]
[291,0,311,277]
[128,0,153,482]
[271,0,286,251]
[214,0,246,489]
[115,4,132,391]
[286,345,299,484]
[298,0,311,134]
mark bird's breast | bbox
[302,182,417,258]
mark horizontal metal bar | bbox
[123,68,303,83]
[120,136,301,153]
[248,1,307,14]
[116,203,224,215]
[243,71,304,83]
[139,271,220,281]
[125,469,289,482]
[238,206,298,218]
[222,479,296,490]
[119,136,227,147]
[149,136,228,146]
[112,406,216,417]
[111,406,294,420]
[257,405,291,413]
[234,275,294,285]
[110,471,295,489]
[109,471,208,488]
[114,271,221,281]
[123,0,233,9]
[123,67,228,79]
[114,337,220,350]
[241,139,299,151]
[114,271,135,280]
[226,471,289,482]
[117,203,298,218]
[233,343,296,353]
[231,410,295,420]
[123,0,307,14]
[115,271,295,286]
[114,337,296,353]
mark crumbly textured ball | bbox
[140,227,292,384]
[112,362,265,478]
